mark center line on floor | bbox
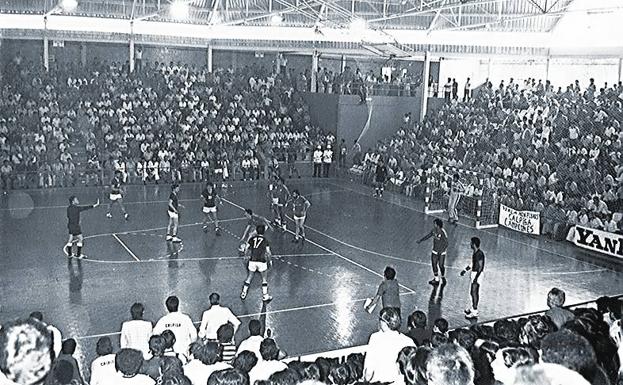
[112,234,140,262]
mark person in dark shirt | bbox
[201,182,222,236]
[374,158,388,198]
[406,310,431,345]
[240,225,273,302]
[365,266,401,318]
[166,183,182,243]
[417,218,449,285]
[106,170,129,221]
[461,237,485,319]
[64,195,99,259]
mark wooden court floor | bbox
[1,178,622,377]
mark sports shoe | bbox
[106,213,112,218]
[166,235,173,241]
[203,225,208,233]
[215,228,221,236]
[465,309,479,319]
[262,294,273,302]
[76,254,85,260]
[429,278,440,285]
[124,213,129,221]
[464,308,473,315]
[172,237,182,243]
[240,290,247,300]
[63,245,71,257]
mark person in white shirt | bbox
[153,296,197,357]
[198,293,241,340]
[184,341,232,385]
[313,146,323,178]
[363,308,415,384]
[323,146,333,178]
[248,339,288,384]
[90,337,117,385]
[120,303,153,359]
[236,319,264,359]
[112,349,155,385]
[426,343,474,385]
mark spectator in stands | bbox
[268,368,301,385]
[363,307,415,383]
[544,288,575,329]
[406,310,431,345]
[233,351,259,375]
[433,317,450,337]
[248,339,288,384]
[217,323,237,364]
[512,363,591,385]
[540,329,610,385]
[153,296,197,356]
[198,293,241,341]
[0,318,54,385]
[0,160,12,190]
[313,146,323,178]
[322,145,333,177]
[207,368,249,385]
[47,339,85,385]
[120,302,153,359]
[490,346,537,385]
[426,343,474,385]
[519,315,556,350]
[115,348,154,385]
[162,330,188,364]
[184,341,231,385]
[90,337,117,385]
[141,335,167,380]
[237,319,264,358]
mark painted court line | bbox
[112,234,140,262]
[327,181,615,273]
[79,253,333,264]
[221,197,417,294]
[74,290,419,341]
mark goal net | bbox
[424,164,499,229]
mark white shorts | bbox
[168,211,179,219]
[109,193,122,201]
[248,261,268,273]
[471,271,484,285]
[272,198,279,205]
[215,168,223,174]
[203,206,217,214]
[293,215,306,222]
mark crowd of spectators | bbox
[355,77,623,235]
[1,288,621,385]
[0,56,331,191]
[313,66,423,98]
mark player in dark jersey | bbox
[166,183,182,243]
[106,170,129,220]
[286,189,311,243]
[64,196,100,259]
[240,225,273,302]
[239,208,272,254]
[374,159,388,198]
[461,237,485,319]
[268,177,290,231]
[201,182,222,236]
[417,218,449,285]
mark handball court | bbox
[1,178,622,375]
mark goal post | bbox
[424,165,499,229]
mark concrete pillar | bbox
[80,43,87,68]
[341,55,346,73]
[310,50,319,92]
[618,57,622,83]
[129,37,135,73]
[43,17,49,71]
[207,44,213,73]
[545,55,550,82]
[486,58,491,80]
[420,51,430,122]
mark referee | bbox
[64,196,100,259]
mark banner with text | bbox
[569,225,623,260]
[499,204,540,235]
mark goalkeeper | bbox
[448,173,465,224]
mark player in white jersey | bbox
[286,189,311,243]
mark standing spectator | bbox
[90,337,117,385]
[248,339,288,384]
[338,139,347,169]
[544,288,575,329]
[443,78,452,102]
[236,320,264,358]
[322,145,333,178]
[452,78,458,100]
[198,293,241,341]
[135,47,143,72]
[352,140,362,166]
[120,303,153,358]
[464,77,471,101]
[363,308,415,384]
[312,146,323,178]
[1,159,13,190]
[153,296,197,356]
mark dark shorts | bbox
[68,226,82,236]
